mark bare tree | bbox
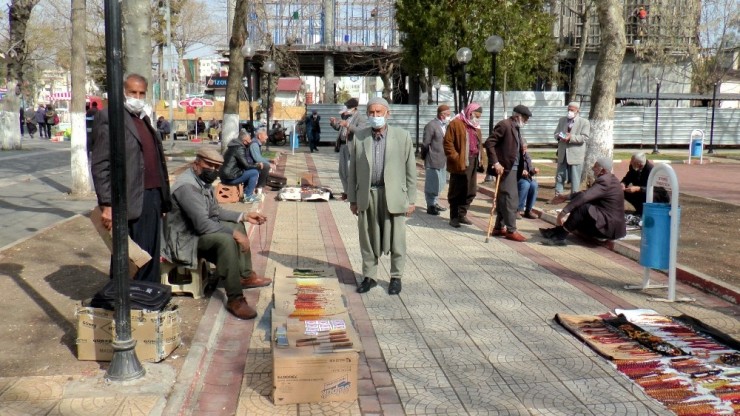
[123,0,153,91]
[564,0,595,101]
[70,0,90,195]
[584,0,626,182]
[221,0,248,152]
[1,0,41,151]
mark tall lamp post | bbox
[263,59,277,151]
[485,35,504,134]
[240,41,256,134]
[433,77,441,105]
[456,47,472,109]
[708,82,717,154]
[653,80,660,154]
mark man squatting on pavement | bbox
[349,97,417,296]
[162,147,272,320]
[421,104,452,215]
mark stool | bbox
[160,258,209,299]
[216,183,243,203]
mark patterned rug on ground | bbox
[555,309,740,415]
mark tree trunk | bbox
[221,0,248,152]
[570,3,593,101]
[123,0,153,93]
[70,0,91,195]
[2,0,40,151]
[585,0,625,183]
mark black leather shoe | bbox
[434,204,447,212]
[388,278,402,295]
[542,236,567,246]
[459,216,473,225]
[449,218,461,228]
[357,277,377,293]
[427,206,440,216]
[539,227,557,239]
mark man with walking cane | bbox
[484,176,501,243]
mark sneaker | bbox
[243,195,260,204]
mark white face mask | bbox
[567,110,576,119]
[368,116,386,129]
[470,116,480,126]
[124,95,146,114]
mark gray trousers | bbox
[197,221,252,301]
[494,170,519,232]
[338,143,350,194]
[555,162,583,195]
[424,167,446,207]
[357,187,407,280]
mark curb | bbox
[475,184,740,305]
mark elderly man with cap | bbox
[484,104,532,242]
[349,97,417,296]
[331,97,367,200]
[540,157,627,246]
[305,109,321,152]
[553,101,590,197]
[421,104,451,215]
[162,147,272,320]
[443,103,484,227]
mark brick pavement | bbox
[1,144,738,415]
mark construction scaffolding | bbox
[246,0,399,49]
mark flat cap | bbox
[367,96,389,108]
[344,98,359,109]
[513,104,532,117]
[437,104,450,113]
[595,157,613,172]
[196,146,224,164]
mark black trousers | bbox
[447,158,479,219]
[127,188,163,282]
[624,191,646,215]
[564,204,607,239]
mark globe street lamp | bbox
[485,35,504,134]
[263,59,277,151]
[240,41,256,133]
[456,47,472,109]
[433,77,441,105]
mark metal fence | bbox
[305,104,739,148]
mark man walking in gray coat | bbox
[553,102,590,196]
[330,98,367,200]
[421,104,451,215]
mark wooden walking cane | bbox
[484,175,501,243]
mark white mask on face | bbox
[368,116,386,129]
[124,95,146,114]
[567,110,576,119]
[470,116,480,127]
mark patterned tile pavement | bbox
[0,145,738,416]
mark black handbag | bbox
[90,280,172,311]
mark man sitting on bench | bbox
[162,147,271,320]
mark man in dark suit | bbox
[621,152,668,215]
[540,157,627,246]
[421,104,451,215]
[91,73,171,282]
[484,104,532,242]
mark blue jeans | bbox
[517,178,538,212]
[222,169,259,197]
[555,163,583,195]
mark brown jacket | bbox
[443,118,483,174]
[484,117,524,177]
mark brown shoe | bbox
[240,271,272,288]
[505,231,528,242]
[226,297,257,320]
[524,211,540,219]
[459,216,473,225]
[341,193,348,201]
[516,211,523,219]
[491,228,507,237]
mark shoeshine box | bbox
[75,303,181,362]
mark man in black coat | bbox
[91,73,171,282]
[540,157,626,246]
[621,152,668,215]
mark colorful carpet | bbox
[556,309,740,415]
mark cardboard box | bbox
[75,304,181,362]
[90,207,152,278]
[272,314,358,405]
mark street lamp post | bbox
[708,82,717,154]
[433,77,441,105]
[263,59,277,151]
[240,41,256,134]
[456,47,472,109]
[415,74,421,155]
[653,81,660,154]
[485,35,504,134]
